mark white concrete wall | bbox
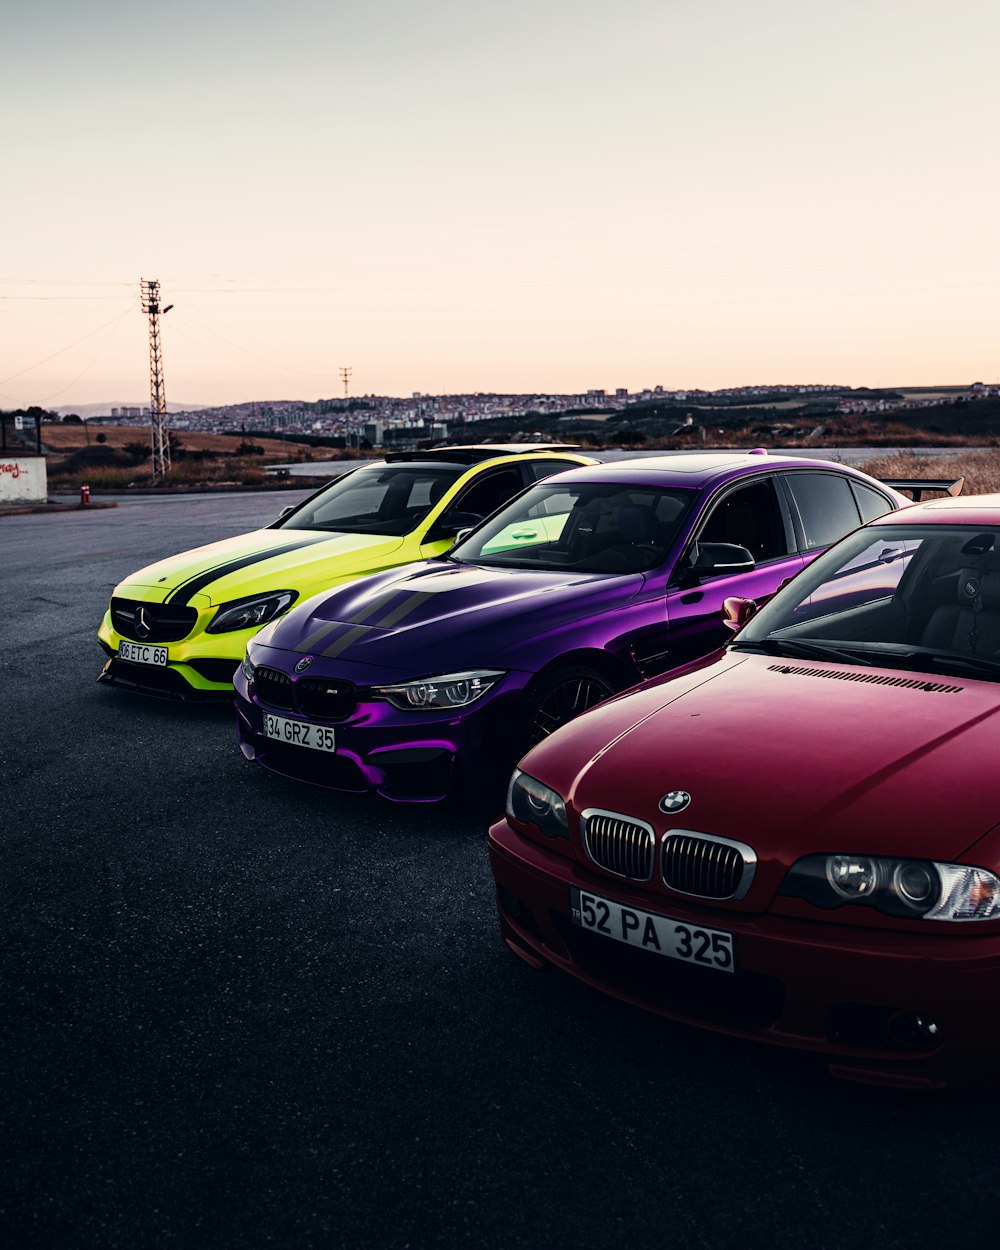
[0,455,47,503]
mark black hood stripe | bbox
[296,589,436,658]
[165,536,332,606]
[294,620,349,655]
[319,591,432,658]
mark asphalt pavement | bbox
[2,493,999,1250]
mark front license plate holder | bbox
[118,641,168,666]
[569,886,735,973]
[263,713,336,753]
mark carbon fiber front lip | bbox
[97,658,232,703]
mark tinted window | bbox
[524,458,583,483]
[738,524,1000,663]
[446,468,523,521]
[853,482,895,524]
[697,479,788,563]
[456,482,690,573]
[281,463,461,535]
[784,472,861,551]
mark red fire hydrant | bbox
[80,484,91,506]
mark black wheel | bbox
[521,665,617,751]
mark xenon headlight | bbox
[373,669,504,710]
[207,591,297,634]
[506,769,568,840]
[780,854,1000,921]
[240,651,256,682]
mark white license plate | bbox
[263,714,336,753]
[569,886,735,973]
[118,641,168,666]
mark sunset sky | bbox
[3,0,999,408]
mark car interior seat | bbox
[920,562,1000,654]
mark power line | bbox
[0,305,134,386]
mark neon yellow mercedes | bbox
[97,445,592,699]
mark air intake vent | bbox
[254,665,294,709]
[111,597,197,643]
[582,810,654,881]
[767,664,962,694]
[295,677,356,720]
[661,833,756,900]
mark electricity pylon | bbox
[340,366,352,399]
[141,279,173,480]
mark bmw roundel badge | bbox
[659,790,692,814]
[294,655,314,673]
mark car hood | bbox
[263,560,644,673]
[114,528,406,606]
[524,651,1000,865]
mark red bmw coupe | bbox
[489,493,1000,1088]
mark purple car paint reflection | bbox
[233,453,908,802]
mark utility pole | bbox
[140,278,173,480]
[340,366,352,400]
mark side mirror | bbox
[691,542,755,575]
[276,505,295,521]
[426,511,484,541]
[722,596,758,632]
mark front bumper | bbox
[234,667,531,803]
[488,817,1000,1088]
[98,611,257,699]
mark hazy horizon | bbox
[4,0,999,408]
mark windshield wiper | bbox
[730,637,874,666]
[900,649,1000,680]
[737,638,1000,680]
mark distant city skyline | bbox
[3,0,999,408]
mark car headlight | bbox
[373,669,504,710]
[206,591,297,634]
[506,769,568,840]
[780,854,1000,921]
[240,652,256,682]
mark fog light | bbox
[889,1012,942,1049]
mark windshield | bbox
[733,523,1000,678]
[279,463,463,535]
[451,481,692,572]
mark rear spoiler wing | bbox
[882,477,964,502]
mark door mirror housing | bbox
[691,542,755,574]
[722,596,758,632]
[276,504,295,521]
[680,542,756,584]
[425,511,484,542]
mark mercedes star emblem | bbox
[134,606,152,640]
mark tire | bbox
[521,665,618,752]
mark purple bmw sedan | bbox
[233,452,909,802]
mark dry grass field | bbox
[860,449,1000,497]
[39,424,301,458]
[37,424,342,491]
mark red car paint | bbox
[489,497,1000,1087]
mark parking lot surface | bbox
[2,493,998,1250]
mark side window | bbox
[852,482,896,524]
[480,489,573,556]
[444,468,523,522]
[784,472,862,551]
[524,458,582,484]
[697,479,789,563]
